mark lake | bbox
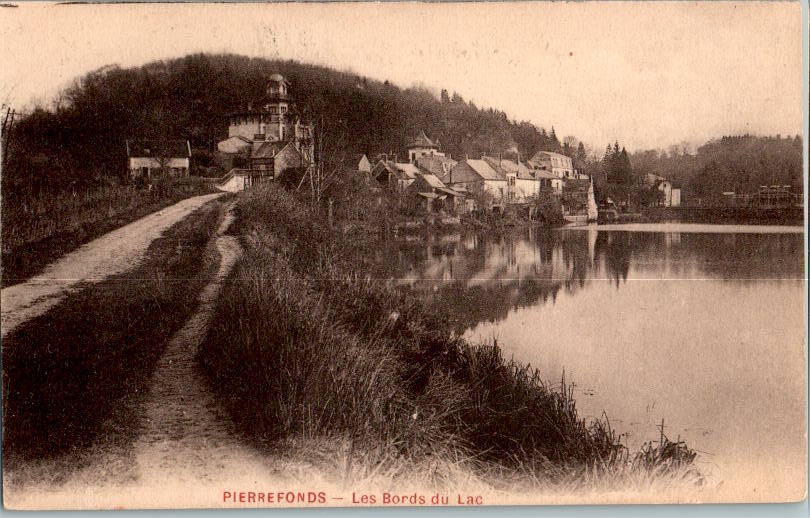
[373,223,806,498]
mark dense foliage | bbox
[629,135,803,203]
[3,53,569,197]
[4,53,801,207]
[582,135,803,208]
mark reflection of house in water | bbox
[374,227,804,335]
[376,229,600,333]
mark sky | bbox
[0,1,803,152]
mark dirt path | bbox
[130,205,279,497]
[1,192,224,338]
[4,202,301,510]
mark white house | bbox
[645,173,682,207]
[482,156,559,201]
[217,73,314,174]
[529,151,574,180]
[126,139,191,178]
[447,159,507,202]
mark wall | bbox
[129,157,189,177]
[515,178,540,200]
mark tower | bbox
[263,73,290,142]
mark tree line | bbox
[2,53,578,198]
[3,52,801,206]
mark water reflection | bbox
[372,225,805,493]
[373,227,804,334]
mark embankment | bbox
[198,184,700,491]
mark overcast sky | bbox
[0,2,803,152]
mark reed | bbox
[198,184,700,490]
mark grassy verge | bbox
[199,184,700,492]
[1,177,217,287]
[2,195,228,464]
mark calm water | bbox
[373,224,806,496]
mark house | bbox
[353,154,372,174]
[406,131,445,163]
[372,160,419,192]
[126,139,191,178]
[645,173,681,207]
[529,151,575,180]
[446,159,507,204]
[216,73,314,183]
[250,140,304,181]
[482,156,557,201]
[405,172,465,213]
[371,159,397,187]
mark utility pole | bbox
[2,107,14,171]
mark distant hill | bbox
[630,135,803,201]
[3,53,568,194]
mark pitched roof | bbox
[420,173,447,190]
[393,162,420,179]
[530,150,571,163]
[126,139,191,158]
[407,130,439,149]
[372,159,397,177]
[416,154,457,177]
[465,159,504,181]
[484,156,561,180]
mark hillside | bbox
[3,53,567,195]
[630,135,803,202]
[3,53,801,204]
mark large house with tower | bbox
[217,73,313,188]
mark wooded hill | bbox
[3,53,570,195]
[629,135,803,202]
[4,53,802,202]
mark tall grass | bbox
[199,184,699,490]
[1,177,217,287]
[2,196,227,462]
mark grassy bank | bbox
[2,195,228,465]
[199,184,699,492]
[1,178,217,287]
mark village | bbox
[124,73,688,226]
[2,0,806,507]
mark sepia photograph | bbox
[0,1,806,510]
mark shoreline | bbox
[198,184,703,494]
